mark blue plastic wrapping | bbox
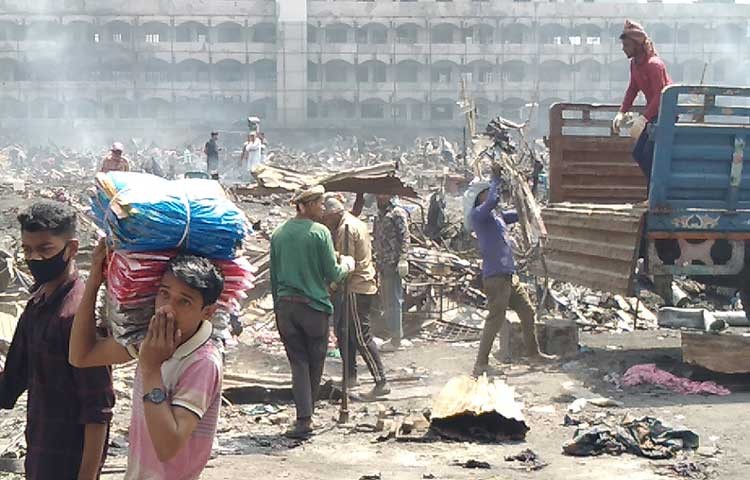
[92,172,251,259]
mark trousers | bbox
[474,274,540,369]
[275,300,329,420]
[334,293,386,384]
[633,120,656,186]
[379,267,403,341]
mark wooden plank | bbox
[682,331,750,374]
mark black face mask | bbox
[27,244,71,285]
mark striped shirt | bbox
[125,321,222,480]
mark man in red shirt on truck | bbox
[612,20,672,184]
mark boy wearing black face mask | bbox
[0,201,114,480]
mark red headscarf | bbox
[620,20,657,57]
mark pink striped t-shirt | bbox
[125,321,223,480]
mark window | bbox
[308,62,319,82]
[478,69,492,84]
[113,33,123,42]
[361,103,385,119]
[411,104,423,120]
[326,27,348,44]
[218,25,242,43]
[145,70,168,83]
[432,66,452,83]
[586,67,600,83]
[93,33,100,43]
[253,24,276,43]
[432,26,454,44]
[568,36,581,45]
[431,104,453,120]
[373,63,386,83]
[397,26,418,44]
[357,64,368,82]
[586,36,600,45]
[326,64,348,82]
[145,33,160,43]
[307,26,317,43]
[396,63,418,82]
[356,28,368,44]
[371,28,387,44]
[393,104,407,119]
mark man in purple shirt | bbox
[0,201,114,480]
[468,168,554,377]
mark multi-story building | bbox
[0,0,748,142]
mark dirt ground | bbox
[120,329,748,480]
[2,321,746,480]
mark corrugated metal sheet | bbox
[548,103,648,204]
[238,162,418,198]
[531,203,646,296]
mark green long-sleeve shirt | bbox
[270,218,348,314]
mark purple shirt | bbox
[471,178,519,278]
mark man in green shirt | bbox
[270,185,354,439]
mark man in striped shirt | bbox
[70,246,225,480]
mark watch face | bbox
[147,388,167,403]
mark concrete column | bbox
[277,0,308,127]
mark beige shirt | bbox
[333,212,377,295]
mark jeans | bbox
[379,267,403,342]
[633,120,656,186]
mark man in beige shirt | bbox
[322,195,389,398]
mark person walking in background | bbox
[203,131,221,179]
[100,142,130,173]
[270,185,354,439]
[240,132,262,181]
[373,194,410,352]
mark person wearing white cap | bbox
[270,185,355,439]
[99,142,130,173]
[322,195,389,399]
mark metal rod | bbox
[338,224,351,425]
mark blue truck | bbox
[543,85,750,318]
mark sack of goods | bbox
[92,172,250,259]
[91,172,256,345]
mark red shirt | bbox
[620,55,672,121]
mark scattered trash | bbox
[563,415,699,459]
[359,474,382,480]
[504,448,548,471]
[452,459,491,469]
[622,364,731,396]
[654,457,714,480]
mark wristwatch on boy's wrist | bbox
[143,388,167,404]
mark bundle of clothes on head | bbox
[91,171,255,345]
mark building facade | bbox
[0,0,749,140]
